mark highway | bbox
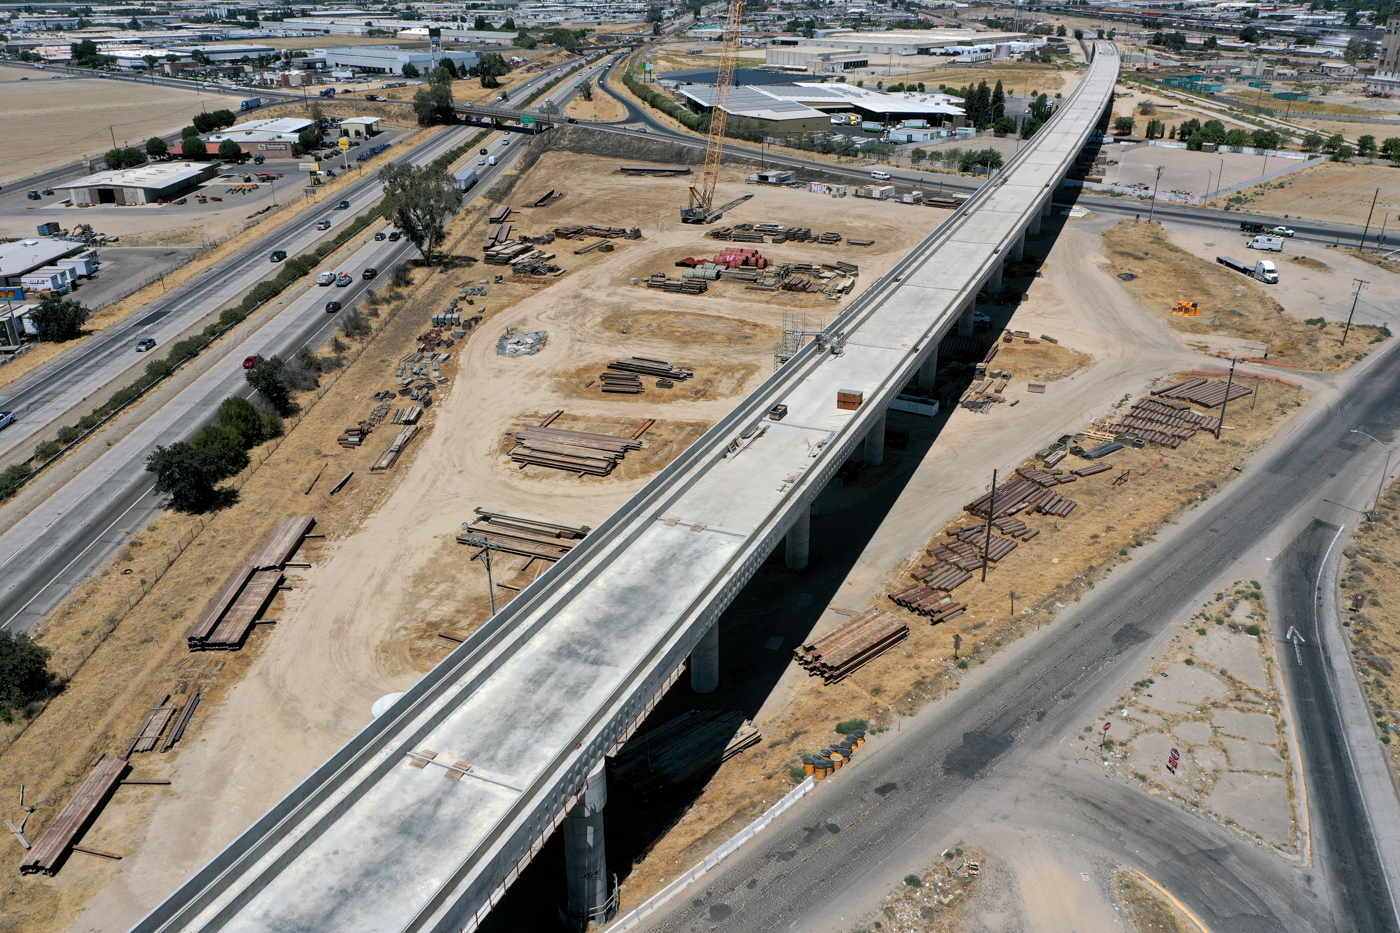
[0,58,602,635]
[123,43,1119,933]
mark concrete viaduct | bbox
[128,42,1119,933]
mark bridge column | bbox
[989,260,1004,295]
[864,408,887,466]
[1010,231,1025,262]
[563,761,612,931]
[919,344,939,388]
[1028,208,1042,236]
[1043,198,1053,217]
[957,299,976,336]
[690,622,719,694]
[786,505,811,571]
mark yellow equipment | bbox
[1172,300,1200,317]
[682,0,743,224]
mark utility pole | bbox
[1349,430,1392,521]
[1147,164,1164,224]
[1360,187,1380,252]
[1342,278,1368,347]
[982,469,997,583]
[1214,357,1238,440]
[461,533,505,616]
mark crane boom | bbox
[682,0,743,223]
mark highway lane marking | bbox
[1130,868,1213,933]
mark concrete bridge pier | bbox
[562,761,613,931]
[864,408,887,466]
[919,345,939,389]
[786,505,811,570]
[957,299,977,336]
[1010,231,1025,262]
[988,260,1004,295]
[690,622,719,694]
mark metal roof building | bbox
[315,45,480,75]
[60,162,220,207]
[675,85,831,135]
[0,239,84,287]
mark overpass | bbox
[129,43,1118,933]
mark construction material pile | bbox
[485,222,513,248]
[573,239,615,256]
[795,608,909,683]
[338,421,373,449]
[489,205,512,224]
[607,357,693,380]
[527,189,560,208]
[372,424,421,471]
[21,757,129,876]
[959,368,1013,409]
[1151,377,1253,409]
[713,247,767,270]
[188,516,314,650]
[485,240,531,264]
[964,468,1079,520]
[497,329,547,355]
[512,255,562,276]
[552,225,641,239]
[708,224,845,245]
[507,415,651,476]
[646,273,707,294]
[391,405,422,425]
[457,507,589,561]
[601,372,643,394]
[1105,397,1221,449]
[397,349,449,385]
[613,710,760,789]
[680,262,722,281]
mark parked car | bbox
[335,273,352,287]
[0,411,14,431]
[388,231,401,241]
[362,267,378,279]
[317,271,336,286]
[325,300,341,313]
[270,249,287,262]
[242,355,258,369]
[335,200,350,210]
[135,338,157,352]
[374,231,387,241]
[316,219,331,230]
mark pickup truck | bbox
[1217,255,1279,284]
[1239,222,1267,234]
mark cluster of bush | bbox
[623,71,709,133]
[145,395,283,512]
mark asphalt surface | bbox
[635,340,1400,931]
[0,59,598,634]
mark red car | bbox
[243,355,258,369]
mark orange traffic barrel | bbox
[830,751,845,770]
[803,756,816,776]
[815,757,833,779]
[852,730,866,746]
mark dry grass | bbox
[861,847,987,933]
[1339,247,1400,278]
[564,82,628,123]
[1101,219,1387,372]
[552,358,760,405]
[618,372,1308,911]
[600,308,778,347]
[994,337,1094,382]
[1113,870,1197,933]
[1288,255,1331,272]
[1204,161,1400,228]
[496,410,712,484]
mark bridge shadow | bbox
[479,203,1078,932]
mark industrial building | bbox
[769,28,1030,56]
[676,82,965,135]
[169,43,277,63]
[340,117,383,138]
[0,239,88,288]
[61,163,220,207]
[675,85,832,136]
[200,117,315,156]
[765,47,869,72]
[315,45,480,75]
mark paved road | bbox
[0,60,596,634]
[636,343,1400,932]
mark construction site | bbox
[0,28,1396,933]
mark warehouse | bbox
[200,117,315,156]
[675,85,831,137]
[61,162,220,207]
[769,28,1029,55]
[0,238,85,287]
[340,116,383,138]
[169,43,277,63]
[316,45,480,75]
[765,47,869,72]
[775,83,966,127]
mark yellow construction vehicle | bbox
[681,0,749,224]
[1172,300,1200,317]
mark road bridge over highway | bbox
[129,43,1119,933]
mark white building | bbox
[61,163,220,206]
[316,45,481,75]
[770,28,1030,56]
[202,118,316,156]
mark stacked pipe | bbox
[607,357,694,380]
[1151,377,1253,408]
[600,372,643,394]
[794,608,909,683]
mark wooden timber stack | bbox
[187,516,314,650]
[488,205,512,224]
[372,424,421,471]
[21,757,129,875]
[600,372,643,394]
[508,425,643,476]
[607,357,694,381]
[458,508,589,561]
[613,710,760,789]
[795,608,909,683]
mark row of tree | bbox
[146,394,283,511]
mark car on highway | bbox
[316,219,331,230]
[325,300,341,314]
[501,137,509,146]
[243,355,258,369]
[0,412,14,431]
[317,271,335,286]
[27,190,41,200]
[362,267,378,279]
[335,200,350,210]
[335,273,353,287]
[388,231,401,241]
[478,158,486,165]
[270,249,287,262]
[1268,226,1295,237]
[374,231,387,241]
[135,338,157,352]
[480,148,489,155]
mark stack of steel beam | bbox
[795,608,909,683]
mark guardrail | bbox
[129,43,1117,933]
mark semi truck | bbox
[240,97,262,111]
[1217,255,1279,284]
[454,168,479,192]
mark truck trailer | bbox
[240,97,262,111]
[1217,255,1279,284]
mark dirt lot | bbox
[1205,160,1400,227]
[564,80,628,123]
[1101,219,1387,371]
[2,146,942,931]
[0,68,221,185]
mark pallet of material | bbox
[608,357,694,380]
[848,238,875,247]
[645,274,707,294]
[509,425,643,476]
[372,424,421,472]
[488,205,512,224]
[391,406,423,425]
[613,710,759,789]
[126,695,179,755]
[600,372,643,394]
[187,517,313,650]
[21,757,129,876]
[1071,462,1113,477]
[1150,377,1252,408]
[795,607,909,683]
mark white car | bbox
[0,411,14,431]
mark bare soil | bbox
[862,847,987,932]
[1113,870,1197,933]
[993,337,1093,382]
[1205,161,1400,228]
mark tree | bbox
[142,53,158,70]
[31,295,91,342]
[1029,93,1052,122]
[1056,24,1066,36]
[412,80,456,126]
[146,441,229,512]
[244,355,299,416]
[192,111,220,134]
[402,61,420,78]
[309,101,330,132]
[580,81,593,101]
[1240,25,1259,42]
[1332,144,1355,161]
[1321,133,1345,152]
[104,146,146,169]
[1145,118,1165,139]
[474,14,491,29]
[1380,137,1400,160]
[1251,129,1281,150]
[1112,115,1135,136]
[192,424,250,477]
[910,147,928,165]
[1301,132,1324,151]
[1137,100,1156,115]
[297,127,320,152]
[0,632,52,717]
[473,51,510,88]
[380,162,462,266]
[991,80,1005,122]
[214,397,268,448]
[993,116,1017,135]
[184,135,208,160]
[1020,116,1042,139]
[191,49,209,65]
[958,148,1003,172]
[515,30,538,50]
[218,139,244,162]
[1225,128,1250,147]
[1203,36,1218,50]
[1358,135,1377,157]
[1345,38,1377,62]
[210,109,237,129]
[146,136,168,158]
